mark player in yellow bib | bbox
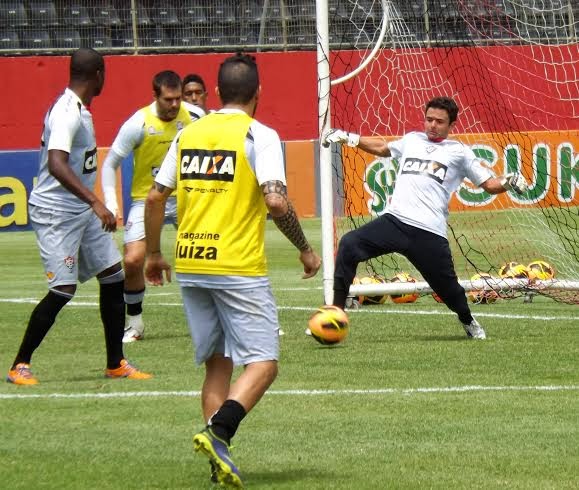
[101,71,205,343]
[144,54,321,487]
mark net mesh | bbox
[321,0,579,303]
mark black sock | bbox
[13,290,71,367]
[209,399,247,445]
[125,288,144,316]
[333,289,348,309]
[100,280,125,369]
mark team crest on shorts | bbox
[64,256,75,270]
[126,220,132,231]
[46,271,55,280]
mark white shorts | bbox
[30,204,122,287]
[124,197,177,244]
[180,285,280,366]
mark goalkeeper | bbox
[323,96,528,340]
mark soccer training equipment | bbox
[322,128,360,148]
[6,363,39,385]
[468,273,499,305]
[498,262,529,279]
[193,428,243,488]
[353,275,387,305]
[389,273,419,304]
[527,260,555,281]
[462,317,486,340]
[316,1,579,305]
[307,305,349,345]
[105,359,153,380]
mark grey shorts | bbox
[30,204,122,287]
[124,197,177,244]
[180,285,280,366]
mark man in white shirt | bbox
[101,71,205,343]
[324,96,529,339]
[6,48,151,385]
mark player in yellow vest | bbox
[144,54,321,487]
[101,71,205,343]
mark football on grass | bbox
[527,260,555,281]
[308,305,349,345]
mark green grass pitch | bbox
[0,220,577,489]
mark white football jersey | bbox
[29,88,98,212]
[387,131,493,238]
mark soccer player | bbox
[182,73,208,111]
[101,71,205,343]
[323,96,529,340]
[144,53,321,487]
[6,48,151,385]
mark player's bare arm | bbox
[480,172,528,195]
[48,149,116,232]
[144,182,173,285]
[323,128,390,157]
[262,180,321,278]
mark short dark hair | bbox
[217,53,259,105]
[152,70,182,97]
[70,48,104,82]
[425,96,459,124]
[183,74,206,92]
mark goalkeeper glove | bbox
[322,128,360,148]
[501,172,528,195]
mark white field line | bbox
[1,385,578,400]
[0,297,575,322]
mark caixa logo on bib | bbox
[82,148,98,174]
[180,149,236,182]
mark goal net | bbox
[318,0,579,304]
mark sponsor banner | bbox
[343,131,579,216]
[0,149,126,232]
[0,141,317,231]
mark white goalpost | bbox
[316,0,579,304]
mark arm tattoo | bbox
[262,181,311,252]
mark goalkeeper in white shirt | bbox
[323,96,528,339]
[101,71,205,343]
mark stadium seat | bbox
[139,25,171,49]
[288,21,316,46]
[170,26,199,49]
[264,0,291,21]
[115,0,150,26]
[111,26,134,49]
[179,2,207,25]
[207,0,237,25]
[27,1,58,26]
[240,0,262,23]
[286,0,314,21]
[52,28,81,49]
[61,3,92,27]
[84,26,112,49]
[20,28,51,49]
[0,28,20,49]
[91,1,121,27]
[237,24,259,46]
[328,0,348,18]
[0,1,28,27]
[149,1,179,26]
[202,24,233,49]
[262,20,285,45]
